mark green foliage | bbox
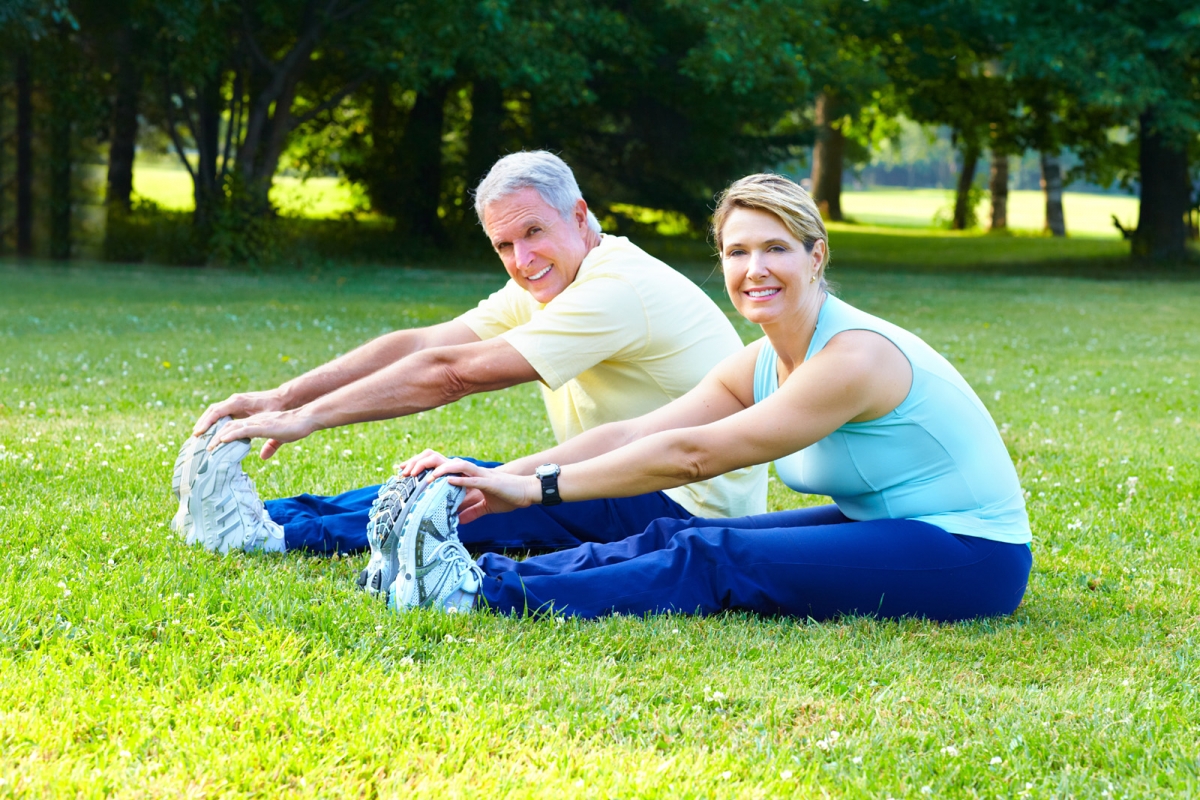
[0,0,76,42]
[204,175,283,267]
[1,252,1198,795]
[934,184,990,231]
[101,196,202,266]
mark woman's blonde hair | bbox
[712,173,830,284]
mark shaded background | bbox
[0,0,1197,266]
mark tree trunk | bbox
[953,141,981,230]
[1132,107,1189,261]
[48,97,72,260]
[466,77,504,193]
[105,28,139,221]
[16,53,33,257]
[396,79,450,242]
[989,153,1008,230]
[359,79,402,218]
[1040,152,1065,237]
[193,78,223,231]
[811,92,845,221]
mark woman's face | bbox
[720,206,824,326]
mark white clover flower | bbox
[990,756,1003,765]
[780,770,794,780]
[940,745,960,757]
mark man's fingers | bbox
[193,406,225,437]
[260,439,281,460]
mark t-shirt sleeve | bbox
[501,276,649,391]
[456,280,530,340]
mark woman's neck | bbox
[762,290,827,379]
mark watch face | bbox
[535,463,559,478]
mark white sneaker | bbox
[188,437,285,554]
[170,416,232,544]
[387,476,482,614]
[356,470,431,598]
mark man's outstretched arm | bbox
[192,319,481,436]
[210,336,540,459]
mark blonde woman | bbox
[389,173,1032,621]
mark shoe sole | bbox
[356,470,431,597]
[391,477,465,610]
[188,437,253,554]
[170,416,232,542]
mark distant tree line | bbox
[1,0,1197,265]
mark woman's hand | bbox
[399,448,451,477]
[428,458,540,524]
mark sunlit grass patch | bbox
[841,188,1140,238]
[0,257,1197,796]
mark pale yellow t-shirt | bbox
[458,234,766,519]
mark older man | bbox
[175,151,765,580]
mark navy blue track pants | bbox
[263,459,693,555]
[477,504,1032,622]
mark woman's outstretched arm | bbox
[432,329,913,510]
[402,341,762,478]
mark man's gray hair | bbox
[473,151,602,234]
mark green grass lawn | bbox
[132,165,361,219]
[1,247,1198,796]
[840,188,1139,238]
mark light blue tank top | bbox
[753,295,1031,544]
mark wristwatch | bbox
[534,463,562,506]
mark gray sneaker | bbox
[187,437,285,554]
[356,469,431,598]
[170,416,233,544]
[387,476,482,614]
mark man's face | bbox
[483,187,592,304]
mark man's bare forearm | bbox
[299,337,540,433]
[276,321,477,409]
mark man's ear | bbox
[574,199,590,229]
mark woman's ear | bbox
[811,239,827,270]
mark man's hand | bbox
[208,408,317,460]
[194,389,287,437]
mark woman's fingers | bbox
[429,458,482,481]
[400,449,445,477]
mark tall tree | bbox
[811,92,847,220]
[141,0,388,250]
[878,1,1014,231]
[15,52,33,256]
[1,0,76,256]
[989,153,1008,230]
[1006,0,1200,261]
